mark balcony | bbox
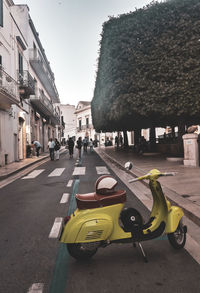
[17,70,35,98]
[77,124,93,132]
[29,48,59,103]
[30,89,60,125]
[0,67,19,110]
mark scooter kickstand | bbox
[138,242,148,263]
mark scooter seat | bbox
[76,190,126,210]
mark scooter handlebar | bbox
[128,172,176,183]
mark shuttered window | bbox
[0,0,3,27]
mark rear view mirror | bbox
[125,162,133,170]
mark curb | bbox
[0,149,67,181]
[96,148,200,228]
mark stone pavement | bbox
[95,146,200,227]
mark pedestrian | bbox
[76,137,83,159]
[54,138,61,160]
[115,136,119,149]
[89,139,93,153]
[83,137,88,152]
[119,134,123,147]
[48,138,55,161]
[32,140,41,157]
[68,137,74,158]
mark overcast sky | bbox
[14,0,152,106]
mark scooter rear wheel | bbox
[167,220,186,249]
[67,243,98,260]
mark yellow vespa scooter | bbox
[60,163,187,262]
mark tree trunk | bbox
[123,130,129,148]
[134,129,141,145]
[149,127,156,151]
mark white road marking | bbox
[27,283,44,293]
[60,193,69,203]
[48,168,65,177]
[72,167,86,176]
[66,179,73,187]
[49,217,63,238]
[96,166,110,175]
[22,169,45,179]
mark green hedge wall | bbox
[91,0,200,132]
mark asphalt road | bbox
[0,149,200,293]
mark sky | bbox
[14,0,152,106]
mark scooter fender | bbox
[60,209,113,243]
[165,206,184,233]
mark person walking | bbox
[32,140,41,157]
[89,139,93,153]
[48,138,55,161]
[54,138,61,160]
[68,137,74,158]
[83,137,88,152]
[76,137,83,159]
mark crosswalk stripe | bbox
[49,218,63,238]
[22,169,45,179]
[96,166,110,175]
[60,193,69,203]
[72,167,86,176]
[27,283,44,293]
[66,180,73,187]
[48,168,65,177]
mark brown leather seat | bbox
[76,190,126,210]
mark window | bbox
[18,52,23,75]
[0,0,3,27]
[79,119,82,131]
[86,117,89,128]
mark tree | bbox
[91,0,200,133]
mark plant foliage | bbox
[91,0,200,132]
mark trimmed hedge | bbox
[91,0,200,132]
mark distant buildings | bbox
[0,1,61,166]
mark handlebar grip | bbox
[129,178,139,183]
[161,172,176,176]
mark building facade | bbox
[75,101,97,141]
[0,0,60,166]
[60,104,76,143]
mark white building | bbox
[0,1,60,166]
[75,101,97,141]
[60,104,76,142]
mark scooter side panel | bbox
[165,206,184,233]
[75,218,113,243]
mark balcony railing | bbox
[0,67,19,109]
[30,89,60,125]
[17,70,35,97]
[29,48,59,103]
[76,124,93,132]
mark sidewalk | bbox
[0,147,66,180]
[95,146,200,227]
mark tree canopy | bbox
[91,0,200,132]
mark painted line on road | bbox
[66,179,73,187]
[49,179,79,293]
[72,166,86,176]
[27,283,44,293]
[60,193,69,204]
[48,168,65,177]
[49,218,63,238]
[96,166,110,175]
[22,169,45,179]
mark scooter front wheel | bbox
[67,243,98,260]
[167,220,186,249]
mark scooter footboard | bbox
[165,206,184,233]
